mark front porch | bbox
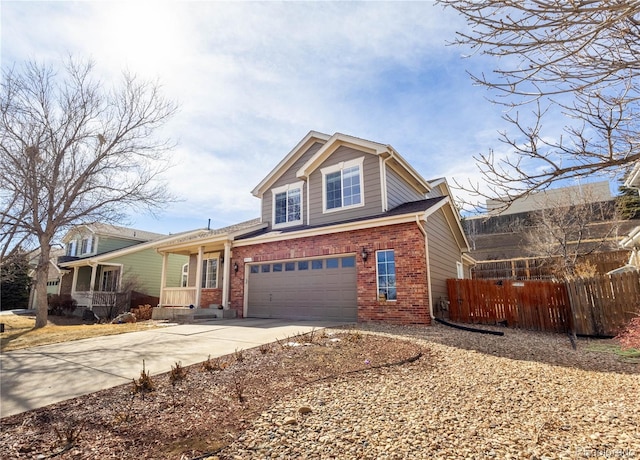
[157,238,234,310]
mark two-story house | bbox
[55,223,189,316]
[155,131,471,325]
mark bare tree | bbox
[0,58,177,327]
[437,1,640,210]
[522,188,619,278]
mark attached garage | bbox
[246,255,357,321]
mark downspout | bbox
[88,262,97,311]
[195,246,204,308]
[222,240,232,309]
[416,215,434,320]
[159,252,168,307]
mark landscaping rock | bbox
[110,312,136,324]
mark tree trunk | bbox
[34,243,51,328]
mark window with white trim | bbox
[376,249,396,301]
[201,258,218,289]
[181,263,189,287]
[67,240,77,256]
[272,182,303,227]
[101,267,120,292]
[80,236,93,255]
[456,261,464,279]
[321,157,364,212]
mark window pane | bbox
[342,165,361,206]
[261,264,270,273]
[326,258,339,269]
[202,259,218,288]
[376,250,396,301]
[341,256,355,268]
[312,260,323,270]
[326,171,342,209]
[288,188,301,222]
[285,262,295,271]
[273,263,282,272]
[250,265,259,274]
[275,192,287,224]
[298,261,308,270]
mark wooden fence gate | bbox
[447,271,640,336]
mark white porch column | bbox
[195,246,204,308]
[88,263,97,311]
[222,241,232,309]
[159,252,168,307]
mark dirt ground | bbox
[0,329,422,459]
[1,324,637,460]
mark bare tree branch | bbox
[439,1,640,210]
[0,57,178,327]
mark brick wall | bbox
[230,222,431,325]
[200,288,222,307]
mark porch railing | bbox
[161,287,197,307]
[72,291,129,308]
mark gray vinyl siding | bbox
[95,236,141,255]
[386,167,426,210]
[106,249,188,296]
[425,208,462,305]
[308,146,382,226]
[261,142,324,228]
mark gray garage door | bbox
[247,255,357,321]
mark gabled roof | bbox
[252,131,432,198]
[294,132,431,195]
[61,223,166,243]
[251,131,331,198]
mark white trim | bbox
[272,181,304,229]
[321,156,365,214]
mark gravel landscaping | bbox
[217,324,639,460]
[1,322,638,459]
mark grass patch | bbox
[585,342,640,363]
[0,313,160,352]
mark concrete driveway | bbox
[0,318,346,418]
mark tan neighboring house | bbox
[155,131,472,324]
[51,224,190,315]
[27,247,67,309]
[617,162,640,271]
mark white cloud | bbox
[2,0,509,233]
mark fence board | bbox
[447,272,640,336]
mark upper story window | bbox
[321,157,364,213]
[272,182,303,228]
[66,240,77,256]
[80,236,93,255]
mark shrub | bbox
[48,294,78,316]
[616,314,640,351]
[131,304,152,321]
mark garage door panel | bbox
[247,256,357,321]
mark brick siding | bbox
[230,222,431,325]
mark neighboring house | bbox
[155,131,471,324]
[616,162,640,272]
[465,181,636,278]
[54,224,189,314]
[27,247,68,309]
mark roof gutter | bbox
[416,214,434,320]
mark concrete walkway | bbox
[0,318,345,418]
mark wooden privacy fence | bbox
[447,271,640,336]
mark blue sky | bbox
[2,1,537,235]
